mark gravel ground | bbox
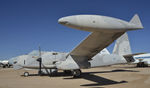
[0,64,150,88]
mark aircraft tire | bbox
[72,69,81,78]
[24,72,29,77]
[3,65,6,68]
[137,62,148,67]
[38,70,43,76]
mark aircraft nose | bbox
[58,17,69,25]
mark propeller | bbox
[36,46,42,75]
[36,46,51,76]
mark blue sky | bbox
[0,0,150,59]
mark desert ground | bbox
[0,64,150,88]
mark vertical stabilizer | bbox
[113,32,132,55]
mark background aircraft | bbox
[0,60,12,68]
[133,54,150,67]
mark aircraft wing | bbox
[70,31,125,60]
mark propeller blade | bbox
[39,46,41,58]
[37,46,42,75]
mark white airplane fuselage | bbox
[13,49,127,70]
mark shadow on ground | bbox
[84,69,139,74]
[112,65,150,69]
[80,73,127,86]
[21,69,138,77]
[21,72,72,77]
[64,73,127,86]
[64,69,139,86]
[21,69,138,86]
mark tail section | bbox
[113,32,132,56]
[130,14,143,29]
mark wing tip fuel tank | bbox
[58,14,144,32]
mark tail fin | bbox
[130,14,143,29]
[113,32,132,56]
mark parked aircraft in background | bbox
[133,54,150,67]
[0,60,12,68]
[12,14,143,77]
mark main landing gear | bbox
[63,69,82,78]
[72,69,82,78]
[137,62,148,67]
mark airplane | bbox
[0,60,12,68]
[133,54,150,67]
[13,14,143,77]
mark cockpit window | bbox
[13,61,17,64]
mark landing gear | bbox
[24,72,29,77]
[72,69,82,78]
[49,69,58,76]
[137,62,148,67]
[2,65,6,68]
[38,70,43,76]
[64,70,72,74]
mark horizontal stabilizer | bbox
[123,53,146,62]
[123,53,146,57]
